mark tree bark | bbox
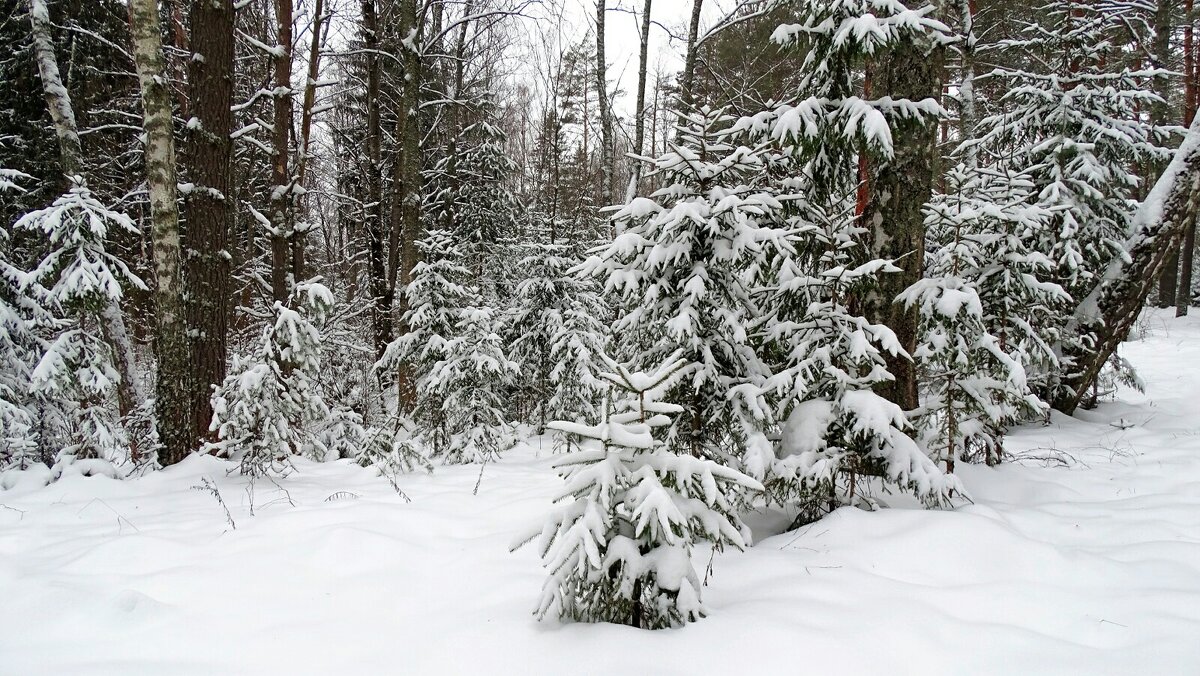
[270,0,295,303]
[1054,116,1200,414]
[27,0,81,181]
[595,0,614,203]
[1155,0,1179,308]
[128,0,192,464]
[1180,0,1197,315]
[859,27,946,411]
[361,0,392,364]
[679,0,703,111]
[393,0,423,410]
[626,0,652,201]
[183,0,235,445]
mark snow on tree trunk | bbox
[128,0,192,465]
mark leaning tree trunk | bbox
[1053,116,1200,414]
[128,0,191,464]
[183,0,235,445]
[859,29,946,411]
[29,0,146,431]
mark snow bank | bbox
[2,313,1200,674]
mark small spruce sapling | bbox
[517,354,762,629]
[208,283,334,476]
[16,182,146,476]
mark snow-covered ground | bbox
[2,311,1199,675]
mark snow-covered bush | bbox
[518,355,761,629]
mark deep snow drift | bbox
[1,311,1198,675]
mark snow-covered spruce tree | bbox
[0,169,41,471]
[423,106,522,300]
[578,106,784,464]
[723,0,958,520]
[902,172,1050,470]
[15,182,146,477]
[207,283,334,476]
[381,230,517,464]
[507,243,609,433]
[518,355,762,629]
[756,217,962,522]
[969,0,1168,400]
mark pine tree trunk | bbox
[626,0,652,201]
[183,0,235,444]
[393,0,423,410]
[859,33,945,410]
[1180,0,1198,316]
[270,0,295,303]
[128,0,192,464]
[360,0,392,364]
[1054,116,1200,414]
[679,0,703,111]
[595,0,614,203]
[1155,0,1179,308]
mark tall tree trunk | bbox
[1054,116,1200,414]
[361,0,392,364]
[127,0,191,464]
[29,0,145,431]
[959,0,977,170]
[1156,0,1179,308]
[183,0,235,445]
[393,0,422,410]
[679,0,703,111]
[859,26,946,411]
[626,0,652,201]
[595,0,614,203]
[1180,0,1198,315]
[27,0,81,181]
[270,0,295,303]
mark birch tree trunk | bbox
[27,0,81,181]
[183,0,235,444]
[127,0,192,464]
